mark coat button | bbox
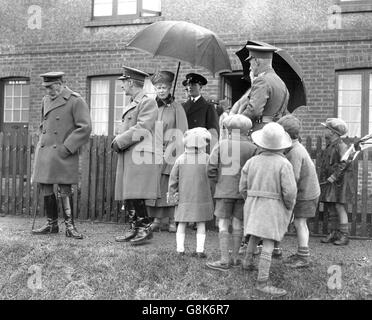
[44,116,47,120]
[54,131,57,134]
[56,116,60,120]
[53,145,57,148]
[42,130,46,134]
[41,144,44,148]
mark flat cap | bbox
[321,118,348,136]
[40,72,65,87]
[245,45,276,61]
[277,114,302,138]
[118,66,149,82]
[182,73,208,86]
[150,71,175,85]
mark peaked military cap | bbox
[182,73,208,86]
[40,72,65,87]
[245,45,277,61]
[118,66,149,82]
[150,71,175,85]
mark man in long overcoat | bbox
[238,45,289,132]
[112,66,160,245]
[32,72,92,239]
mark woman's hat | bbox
[277,114,301,138]
[222,114,252,133]
[183,127,211,148]
[320,118,348,136]
[150,71,175,85]
[251,122,292,150]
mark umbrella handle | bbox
[172,61,181,98]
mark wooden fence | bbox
[1,132,371,238]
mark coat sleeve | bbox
[115,97,157,150]
[207,143,220,183]
[280,162,297,211]
[168,158,180,196]
[64,96,92,154]
[286,151,302,185]
[327,142,351,183]
[239,161,249,200]
[242,77,269,120]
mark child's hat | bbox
[321,118,348,136]
[222,114,252,133]
[183,127,211,148]
[251,122,292,150]
[277,114,301,137]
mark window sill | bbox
[85,15,164,27]
[336,1,372,13]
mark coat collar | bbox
[43,87,73,116]
[122,90,146,117]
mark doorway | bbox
[220,71,251,106]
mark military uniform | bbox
[32,72,92,239]
[239,45,289,132]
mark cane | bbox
[31,184,40,232]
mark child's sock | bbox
[232,229,243,261]
[257,251,272,285]
[339,223,349,234]
[297,246,310,261]
[196,233,206,253]
[219,231,230,264]
[176,232,185,253]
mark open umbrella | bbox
[235,40,307,113]
[126,20,232,96]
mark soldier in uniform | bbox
[238,45,289,132]
[182,73,219,149]
[32,72,92,239]
[112,66,160,245]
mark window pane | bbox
[22,84,30,97]
[142,0,161,12]
[4,84,12,96]
[22,97,29,110]
[90,79,110,135]
[338,90,361,107]
[21,110,29,122]
[118,0,137,15]
[338,74,362,90]
[4,110,12,122]
[13,97,21,108]
[14,85,21,96]
[94,0,113,16]
[4,98,12,109]
[13,110,21,122]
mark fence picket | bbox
[4,134,10,215]
[105,136,113,222]
[89,136,98,221]
[11,133,18,215]
[0,133,3,214]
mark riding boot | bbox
[130,218,153,245]
[115,208,138,242]
[61,195,83,239]
[32,194,59,234]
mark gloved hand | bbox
[111,140,121,153]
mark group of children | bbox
[165,113,352,297]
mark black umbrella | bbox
[235,40,307,113]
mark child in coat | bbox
[277,115,320,268]
[168,127,214,258]
[318,118,352,246]
[239,122,297,297]
[206,115,257,271]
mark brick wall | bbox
[0,0,371,137]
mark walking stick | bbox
[31,184,40,232]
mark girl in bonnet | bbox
[168,127,214,258]
[239,122,297,297]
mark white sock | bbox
[176,232,185,253]
[196,233,206,253]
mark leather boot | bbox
[130,219,153,245]
[333,231,349,246]
[61,195,83,240]
[321,230,338,243]
[115,210,138,242]
[32,194,59,234]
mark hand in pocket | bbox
[58,145,71,159]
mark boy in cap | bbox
[277,115,320,268]
[168,127,214,258]
[206,114,257,271]
[319,118,352,246]
[147,70,188,233]
[239,122,297,297]
[182,73,220,148]
[32,72,92,239]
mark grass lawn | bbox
[0,216,371,300]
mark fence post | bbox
[0,133,3,215]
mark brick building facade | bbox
[0,0,371,138]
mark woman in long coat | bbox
[146,71,188,232]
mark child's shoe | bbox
[285,255,310,269]
[206,260,230,271]
[238,242,248,255]
[255,281,287,297]
[191,252,207,259]
[230,258,242,268]
[272,247,283,259]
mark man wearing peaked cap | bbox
[112,65,160,245]
[32,72,92,239]
[238,44,290,132]
[182,73,219,151]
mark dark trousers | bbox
[125,199,149,223]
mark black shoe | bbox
[115,225,138,242]
[321,230,338,243]
[65,226,84,239]
[32,220,59,234]
[333,232,349,246]
[130,227,153,245]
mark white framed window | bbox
[92,0,161,18]
[3,79,30,123]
